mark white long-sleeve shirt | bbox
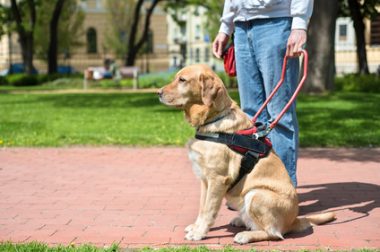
[219,0,314,36]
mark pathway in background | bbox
[1,147,379,250]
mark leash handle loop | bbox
[251,49,309,130]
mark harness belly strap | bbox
[228,151,259,191]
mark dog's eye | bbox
[179,77,186,82]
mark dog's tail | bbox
[290,212,336,232]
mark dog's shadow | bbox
[208,182,380,240]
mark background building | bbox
[0,0,170,73]
[1,0,379,75]
[335,16,380,74]
[166,6,220,71]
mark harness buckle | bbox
[253,127,272,139]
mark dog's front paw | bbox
[234,231,251,244]
[230,217,245,227]
[185,230,206,241]
[184,224,196,233]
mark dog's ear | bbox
[199,73,218,107]
[199,72,231,111]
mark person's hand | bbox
[286,29,307,57]
[212,32,230,59]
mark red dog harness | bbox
[195,122,272,190]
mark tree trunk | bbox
[347,0,369,74]
[304,0,339,93]
[125,0,161,66]
[10,0,36,74]
[48,0,66,74]
[24,34,34,74]
[125,0,144,66]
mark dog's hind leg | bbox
[234,230,279,244]
[230,216,246,227]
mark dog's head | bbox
[158,64,232,126]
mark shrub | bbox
[136,71,236,89]
[335,74,380,93]
[217,71,237,88]
[98,79,121,88]
[6,74,39,86]
[120,79,134,88]
[138,72,176,88]
[49,77,84,88]
[0,76,7,85]
[36,73,83,84]
[3,73,84,87]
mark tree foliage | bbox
[34,0,84,62]
[120,0,223,66]
[339,0,379,19]
[125,0,163,66]
[1,0,83,74]
[104,0,135,59]
[165,0,223,38]
[0,5,13,37]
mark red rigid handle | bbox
[251,49,309,130]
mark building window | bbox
[371,16,380,45]
[180,24,186,37]
[96,0,102,9]
[204,47,210,62]
[195,48,200,63]
[195,24,201,40]
[79,0,87,9]
[194,7,200,16]
[87,27,97,54]
[338,24,347,41]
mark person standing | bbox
[212,0,314,187]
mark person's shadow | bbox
[298,182,380,223]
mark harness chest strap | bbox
[195,131,271,191]
[195,132,270,154]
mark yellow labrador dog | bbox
[158,64,335,244]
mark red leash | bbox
[251,49,308,133]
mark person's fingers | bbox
[216,41,222,58]
[295,36,307,56]
[212,38,223,58]
[293,40,301,55]
[212,40,219,58]
[215,42,223,59]
[212,33,229,58]
[287,40,295,57]
[287,29,307,57]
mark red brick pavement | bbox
[0,147,379,250]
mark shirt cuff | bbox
[292,16,308,30]
[219,22,234,37]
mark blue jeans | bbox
[234,17,299,187]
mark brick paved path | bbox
[1,148,379,250]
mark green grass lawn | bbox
[0,91,379,147]
[0,242,377,252]
[0,242,118,252]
